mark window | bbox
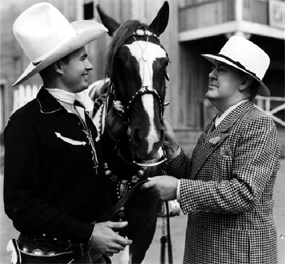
[0,81,7,135]
[84,0,94,20]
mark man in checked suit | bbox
[142,35,281,263]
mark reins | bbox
[160,202,173,264]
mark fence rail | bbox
[12,85,39,113]
[254,95,285,127]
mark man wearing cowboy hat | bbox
[142,35,281,263]
[4,2,132,263]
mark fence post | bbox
[12,84,40,113]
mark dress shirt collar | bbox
[215,99,249,127]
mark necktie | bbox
[208,121,215,133]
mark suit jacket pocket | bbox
[214,148,233,181]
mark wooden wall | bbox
[0,0,182,129]
[178,0,235,32]
[243,0,268,25]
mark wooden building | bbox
[1,0,284,154]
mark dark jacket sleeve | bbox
[4,114,93,242]
[161,149,193,179]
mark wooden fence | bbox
[12,85,39,113]
[255,95,285,127]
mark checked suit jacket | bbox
[165,100,281,264]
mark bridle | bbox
[124,86,165,122]
[109,27,168,167]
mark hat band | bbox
[33,61,42,66]
[216,54,260,80]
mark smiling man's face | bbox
[60,47,93,93]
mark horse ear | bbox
[96,4,120,36]
[149,1,169,36]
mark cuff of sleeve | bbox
[176,179,181,202]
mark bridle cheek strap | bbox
[125,87,164,120]
[133,35,152,88]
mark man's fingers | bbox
[107,221,128,230]
[141,178,155,189]
[113,100,125,113]
[114,236,133,247]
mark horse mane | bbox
[105,20,148,79]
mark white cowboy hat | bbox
[13,2,108,86]
[202,35,270,96]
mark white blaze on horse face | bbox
[125,41,166,154]
[125,41,166,88]
[142,93,157,153]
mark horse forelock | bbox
[106,20,142,78]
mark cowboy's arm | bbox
[104,101,126,141]
[99,101,127,162]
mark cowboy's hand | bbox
[141,176,178,201]
[105,101,126,140]
[89,221,132,257]
[163,118,179,154]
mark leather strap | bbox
[109,180,148,215]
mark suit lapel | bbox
[190,101,254,180]
[190,132,229,179]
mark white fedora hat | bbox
[202,35,270,96]
[13,2,108,86]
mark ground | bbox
[0,150,284,263]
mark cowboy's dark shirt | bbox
[4,87,107,243]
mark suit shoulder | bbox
[245,106,273,122]
[242,106,277,132]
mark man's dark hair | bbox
[60,53,70,65]
[247,78,259,101]
[239,69,260,101]
[39,54,70,80]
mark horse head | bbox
[98,2,170,164]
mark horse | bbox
[89,2,170,263]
